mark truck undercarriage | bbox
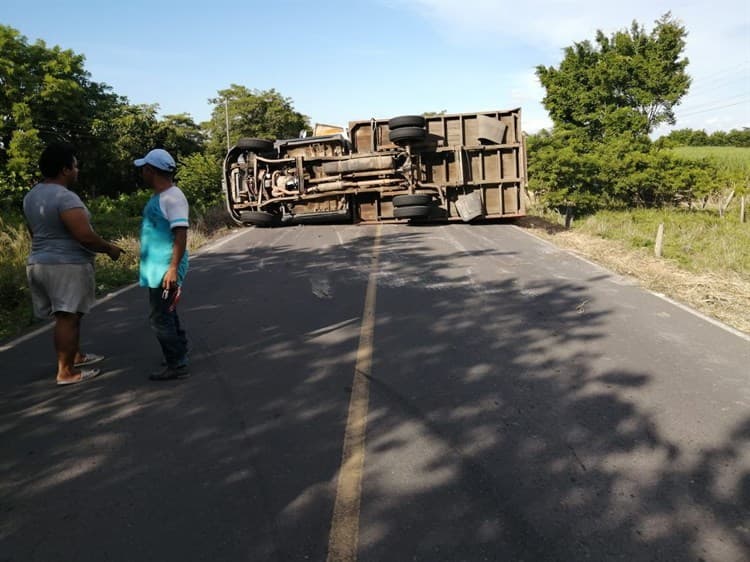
[222,109,527,226]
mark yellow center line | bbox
[327,224,382,562]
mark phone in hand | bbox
[161,286,182,312]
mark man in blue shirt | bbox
[134,149,190,381]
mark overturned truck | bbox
[222,108,527,226]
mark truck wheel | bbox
[393,194,433,207]
[393,205,433,219]
[388,115,426,129]
[389,126,426,144]
[239,210,277,226]
[236,138,274,152]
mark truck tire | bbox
[393,194,433,207]
[388,115,426,129]
[389,126,426,144]
[393,205,433,219]
[236,138,274,152]
[239,210,277,226]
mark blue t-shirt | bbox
[23,183,95,265]
[139,186,189,288]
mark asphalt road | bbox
[1,223,748,562]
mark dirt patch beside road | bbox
[517,216,750,336]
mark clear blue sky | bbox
[2,0,748,136]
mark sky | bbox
[2,0,748,137]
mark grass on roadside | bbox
[0,218,35,341]
[574,208,750,276]
[521,206,750,334]
[0,204,232,342]
[672,146,750,171]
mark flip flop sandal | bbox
[74,353,104,367]
[56,368,102,386]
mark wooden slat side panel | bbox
[484,187,501,215]
[446,117,463,147]
[502,151,518,179]
[350,123,372,153]
[483,151,500,181]
[503,185,520,213]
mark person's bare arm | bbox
[162,227,187,289]
[59,207,123,260]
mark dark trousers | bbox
[148,288,188,368]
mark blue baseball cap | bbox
[134,148,176,172]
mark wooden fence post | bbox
[741,196,746,224]
[564,205,573,229]
[720,189,735,218]
[655,223,664,258]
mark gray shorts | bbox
[26,263,96,318]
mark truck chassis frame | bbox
[222,108,527,226]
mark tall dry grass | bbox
[0,218,34,338]
[0,204,234,341]
[575,208,750,275]
[520,208,750,335]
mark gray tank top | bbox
[23,183,95,264]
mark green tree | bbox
[725,128,750,147]
[662,128,704,146]
[156,113,205,159]
[662,128,750,147]
[685,129,711,146]
[709,131,729,146]
[0,25,131,201]
[0,27,111,174]
[529,14,700,212]
[527,128,712,212]
[204,85,310,158]
[0,24,210,203]
[5,103,43,186]
[176,153,222,213]
[83,107,205,199]
[74,103,161,199]
[536,13,690,139]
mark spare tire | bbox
[239,210,277,226]
[236,138,274,152]
[388,115,426,129]
[389,126,426,144]
[393,194,433,207]
[393,205,433,219]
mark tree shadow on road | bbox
[0,224,747,561]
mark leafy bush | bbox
[663,128,750,147]
[176,153,223,214]
[88,190,151,217]
[0,168,33,208]
[528,130,716,213]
